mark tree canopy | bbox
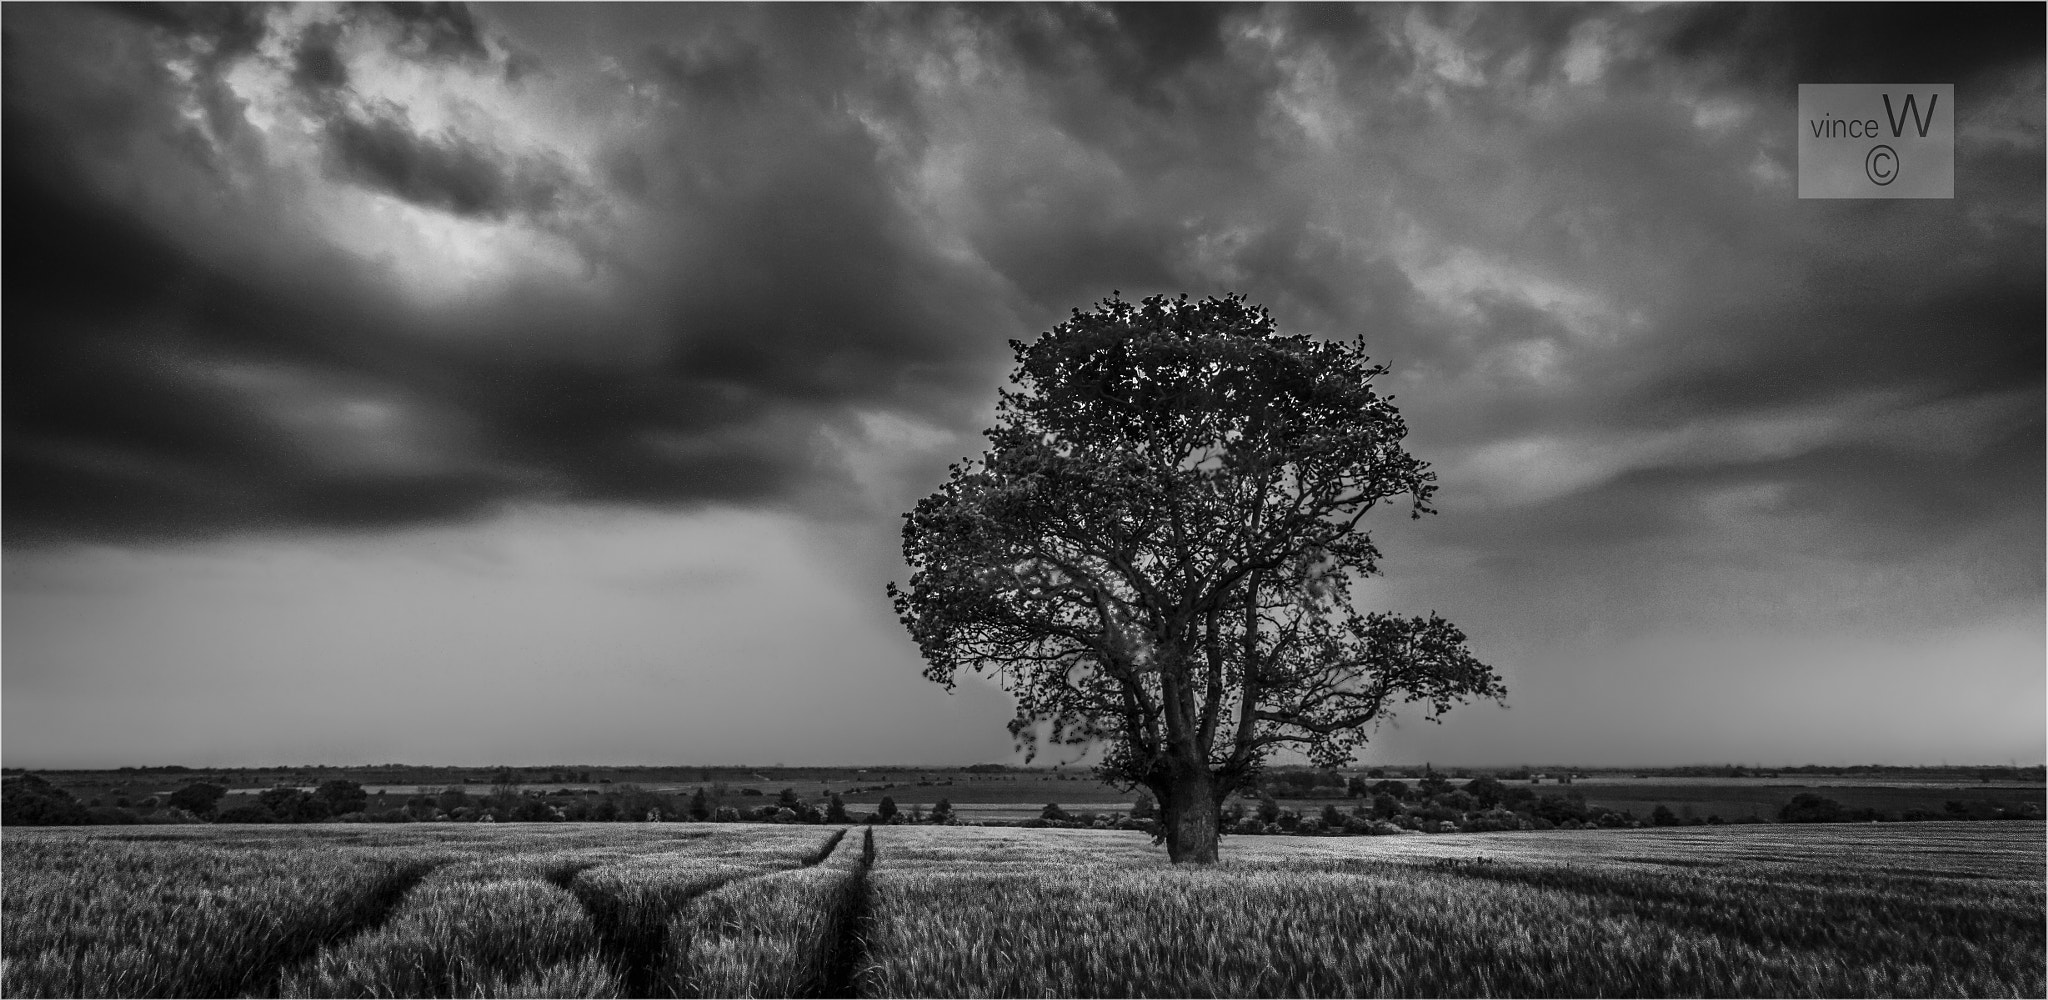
[890,293,1504,862]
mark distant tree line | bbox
[5,769,2040,830]
[3,772,944,827]
[1192,771,2043,836]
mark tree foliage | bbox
[890,294,1504,861]
[1,774,92,826]
[315,779,367,815]
[167,782,228,818]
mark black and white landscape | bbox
[3,4,2042,998]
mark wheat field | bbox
[3,821,2039,998]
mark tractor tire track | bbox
[573,829,852,999]
[819,827,876,1000]
[236,856,447,997]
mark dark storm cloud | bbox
[993,2,1243,108]
[0,132,806,542]
[324,102,562,218]
[293,22,352,93]
[2,2,1008,543]
[1593,0,2047,427]
[645,35,769,105]
[1661,2,2045,91]
[1,126,494,540]
[3,1,2041,570]
[112,2,269,59]
[380,1,492,63]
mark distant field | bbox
[3,820,2040,997]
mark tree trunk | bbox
[1157,767,1220,864]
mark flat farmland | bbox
[4,821,2040,998]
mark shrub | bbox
[1462,776,1507,808]
[1946,800,2016,821]
[1,774,92,826]
[1462,809,1525,833]
[315,779,368,815]
[1781,793,1844,824]
[1255,793,1281,823]
[1532,793,1589,825]
[258,786,330,823]
[511,799,559,823]
[1415,802,1462,826]
[167,782,228,818]
[215,802,277,824]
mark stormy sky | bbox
[5,2,2042,770]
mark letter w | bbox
[1883,93,1940,138]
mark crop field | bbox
[3,821,2040,997]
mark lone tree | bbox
[890,294,1503,863]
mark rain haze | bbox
[4,3,2041,770]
